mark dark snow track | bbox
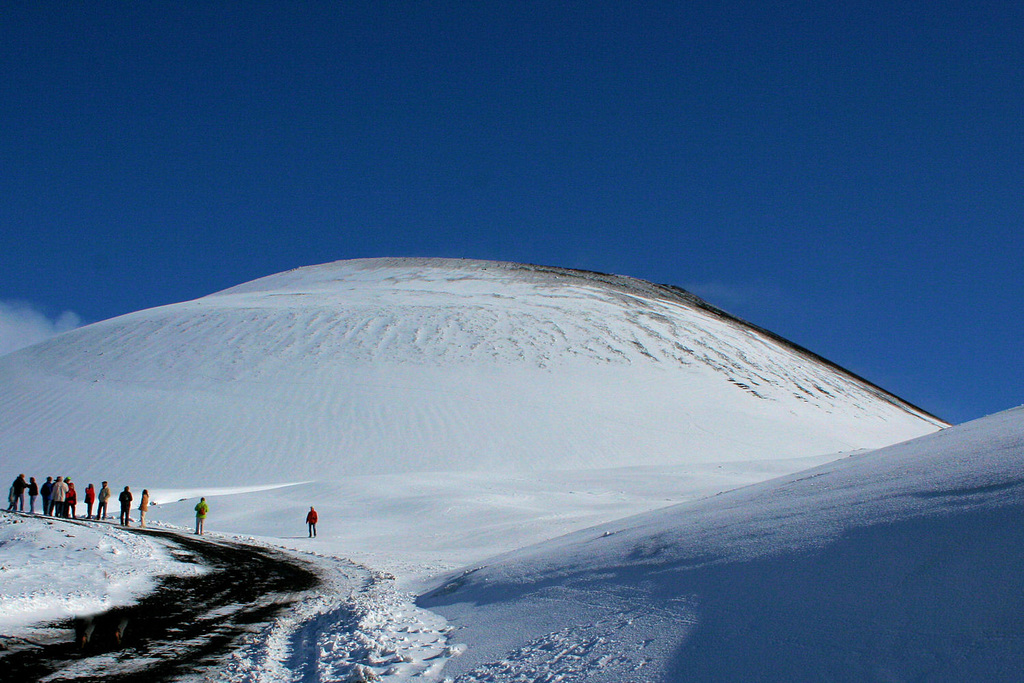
[0,524,320,682]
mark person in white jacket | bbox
[50,476,68,518]
[97,481,111,520]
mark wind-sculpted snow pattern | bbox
[0,258,942,487]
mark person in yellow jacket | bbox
[194,497,209,535]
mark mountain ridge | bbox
[216,257,943,423]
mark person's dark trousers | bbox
[308,523,316,538]
[42,496,50,515]
[120,507,130,525]
[97,501,107,520]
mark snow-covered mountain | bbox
[6,258,1020,682]
[0,258,942,488]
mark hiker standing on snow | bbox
[97,481,111,520]
[139,490,150,528]
[194,497,209,535]
[40,476,53,516]
[118,486,133,526]
[306,506,318,538]
[11,474,28,512]
[84,483,96,519]
[28,477,38,514]
[5,482,14,512]
[51,476,68,518]
[65,480,78,518]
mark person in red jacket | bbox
[84,483,96,519]
[305,506,318,538]
[65,480,78,519]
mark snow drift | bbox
[0,258,942,488]
[421,406,1024,682]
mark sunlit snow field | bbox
[5,259,1016,681]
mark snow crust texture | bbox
[0,258,941,488]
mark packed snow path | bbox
[0,516,456,682]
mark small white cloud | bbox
[0,301,82,356]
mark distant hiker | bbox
[51,476,68,518]
[194,497,208,535]
[85,483,96,519]
[66,480,79,518]
[139,490,150,528]
[97,481,111,520]
[306,506,318,538]
[11,474,28,512]
[118,486,133,526]
[28,477,39,514]
[40,476,53,516]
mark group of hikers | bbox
[7,474,152,526]
[8,473,317,537]
[5,473,209,533]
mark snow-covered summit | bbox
[0,258,942,487]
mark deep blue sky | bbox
[2,2,1021,424]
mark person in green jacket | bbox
[194,497,209,535]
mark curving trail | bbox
[0,524,321,682]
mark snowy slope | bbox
[421,406,1024,682]
[0,258,942,488]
